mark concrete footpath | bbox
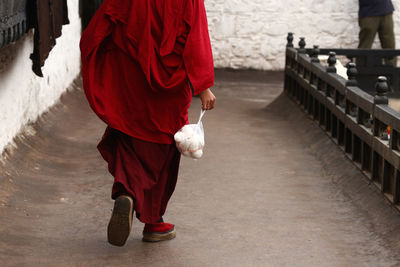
[1,70,400,266]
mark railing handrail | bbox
[311,48,400,57]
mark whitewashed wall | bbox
[206,0,400,70]
[0,0,81,155]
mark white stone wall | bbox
[0,0,81,155]
[206,0,400,70]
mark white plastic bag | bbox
[174,110,206,159]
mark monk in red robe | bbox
[80,0,215,246]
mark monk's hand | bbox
[199,89,216,110]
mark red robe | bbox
[80,0,214,144]
[80,0,214,223]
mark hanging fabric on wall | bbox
[30,0,69,77]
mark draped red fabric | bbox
[80,0,214,144]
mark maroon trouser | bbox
[98,127,181,223]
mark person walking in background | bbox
[358,0,396,52]
[80,0,216,247]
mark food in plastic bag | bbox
[174,110,206,159]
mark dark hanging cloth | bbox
[30,0,69,77]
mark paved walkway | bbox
[1,71,400,266]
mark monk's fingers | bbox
[208,102,214,110]
[207,100,212,109]
[201,98,216,110]
[209,99,215,110]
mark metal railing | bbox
[284,33,400,209]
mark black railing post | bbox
[298,37,306,54]
[327,52,337,73]
[372,76,388,189]
[373,76,389,138]
[286,32,294,48]
[346,63,358,87]
[284,33,294,93]
[311,45,320,63]
[374,77,389,105]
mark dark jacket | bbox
[359,0,394,18]
[30,0,69,77]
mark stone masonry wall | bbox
[205,0,400,70]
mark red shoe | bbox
[142,222,176,242]
[107,195,134,246]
